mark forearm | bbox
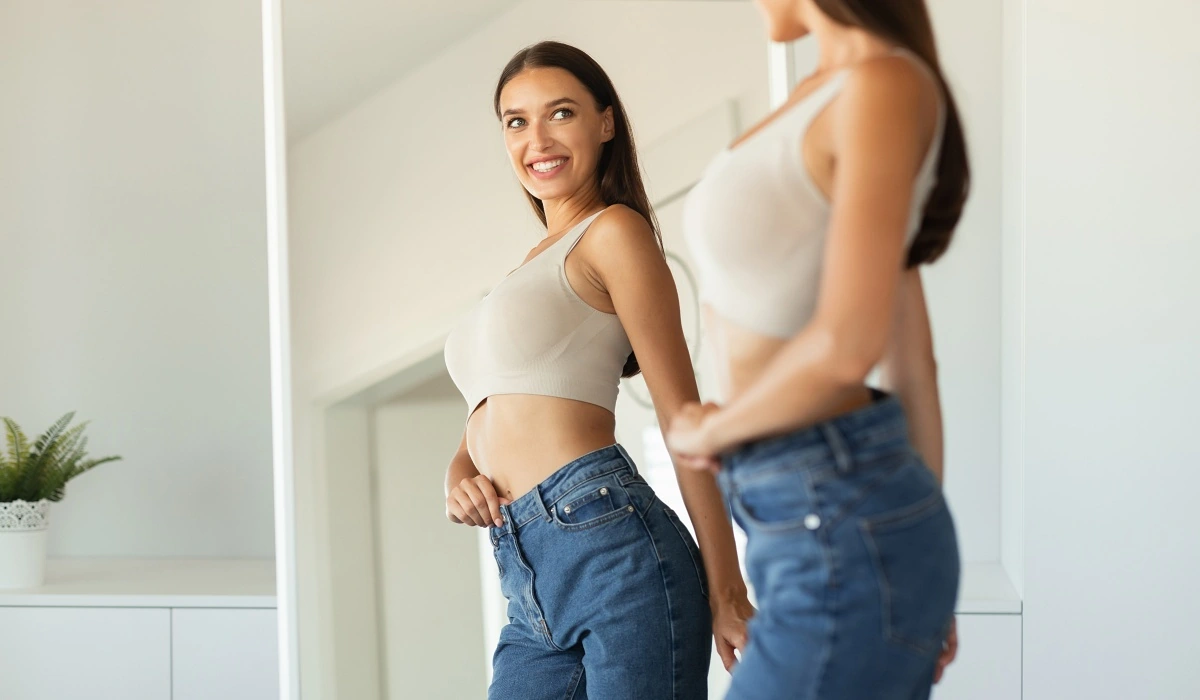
[708,327,869,453]
[673,466,745,600]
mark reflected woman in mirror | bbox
[668,0,969,697]
[442,41,754,699]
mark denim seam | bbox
[662,502,709,600]
[858,490,947,655]
[810,566,838,700]
[632,506,680,699]
[564,661,585,700]
[509,537,562,651]
[861,489,944,531]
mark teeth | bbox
[532,159,564,173]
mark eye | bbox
[506,117,526,129]
[551,108,573,120]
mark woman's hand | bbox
[711,585,755,672]
[446,474,510,528]
[666,402,725,471]
[934,616,958,683]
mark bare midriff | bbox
[465,395,618,502]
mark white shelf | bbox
[957,561,1022,614]
[0,558,276,609]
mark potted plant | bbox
[0,413,121,589]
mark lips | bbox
[526,156,568,178]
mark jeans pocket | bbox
[859,491,960,656]
[732,466,818,532]
[662,503,709,599]
[550,475,636,531]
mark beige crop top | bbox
[443,208,633,419]
[683,49,945,338]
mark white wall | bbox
[375,377,487,700]
[0,1,275,557]
[1019,1,1200,697]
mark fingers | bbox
[729,626,749,653]
[463,476,504,528]
[446,494,478,526]
[934,619,958,683]
[447,477,508,528]
[449,489,486,527]
[715,636,738,673]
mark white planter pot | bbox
[0,499,51,589]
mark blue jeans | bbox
[489,445,712,699]
[717,395,960,700]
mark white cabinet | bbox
[0,607,171,700]
[0,559,276,700]
[934,614,1022,700]
[172,609,280,700]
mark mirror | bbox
[269,1,772,697]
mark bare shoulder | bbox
[837,53,941,135]
[583,204,660,262]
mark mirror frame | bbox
[259,1,795,696]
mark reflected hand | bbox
[666,402,723,472]
[711,587,755,673]
[934,616,958,683]
[446,474,510,528]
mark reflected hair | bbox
[815,0,971,266]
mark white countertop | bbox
[957,561,1022,614]
[0,558,276,608]
[0,557,1016,614]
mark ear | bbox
[601,106,615,143]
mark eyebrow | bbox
[501,97,580,118]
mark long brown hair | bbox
[494,41,656,377]
[814,0,970,267]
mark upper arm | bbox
[584,206,699,419]
[810,58,941,377]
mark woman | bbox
[442,41,754,699]
[667,1,968,698]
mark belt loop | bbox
[819,422,855,474]
[532,486,553,522]
[614,443,638,477]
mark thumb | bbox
[716,637,737,673]
[499,498,512,506]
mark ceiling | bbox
[282,0,522,142]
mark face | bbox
[498,67,614,205]
[754,0,812,42]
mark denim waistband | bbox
[723,393,912,476]
[492,444,638,539]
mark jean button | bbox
[600,487,609,496]
[804,514,821,530]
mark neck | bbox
[542,186,606,237]
[803,9,895,74]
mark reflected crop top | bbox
[683,49,945,338]
[443,208,633,419]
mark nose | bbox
[529,120,554,151]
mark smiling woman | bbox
[440,41,754,699]
[269,2,775,699]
